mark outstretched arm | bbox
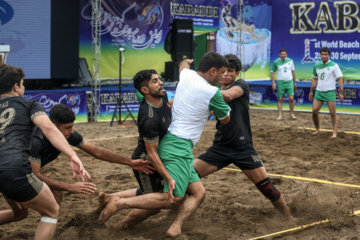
[221,86,243,102]
[80,140,154,174]
[32,115,91,181]
[31,161,96,194]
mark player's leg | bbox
[97,189,138,211]
[100,192,183,224]
[312,99,323,135]
[51,189,63,206]
[21,183,59,240]
[167,180,205,237]
[0,198,28,225]
[287,82,296,119]
[327,101,338,138]
[277,97,284,120]
[276,81,286,120]
[242,166,292,218]
[193,158,218,178]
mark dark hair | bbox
[0,64,25,94]
[49,104,76,124]
[133,69,157,95]
[197,52,229,73]
[320,47,330,54]
[224,54,241,72]
[279,49,287,54]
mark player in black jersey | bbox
[0,64,90,240]
[98,69,173,229]
[193,54,294,219]
[27,104,152,206]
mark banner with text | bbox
[172,0,219,35]
[79,0,171,79]
[215,0,272,80]
[271,0,360,80]
[24,91,88,123]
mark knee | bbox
[48,203,60,219]
[255,177,281,202]
[278,98,283,103]
[312,109,319,115]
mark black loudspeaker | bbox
[171,19,194,61]
[78,58,92,82]
[165,61,179,82]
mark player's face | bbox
[320,51,330,63]
[221,68,239,87]
[57,122,75,139]
[279,51,287,60]
[147,74,165,98]
[17,79,25,97]
[209,66,226,86]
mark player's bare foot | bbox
[166,225,182,238]
[276,116,282,120]
[99,196,127,224]
[312,130,320,135]
[330,133,337,139]
[290,114,296,120]
[97,192,111,212]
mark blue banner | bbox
[172,0,219,34]
[271,0,360,80]
[249,81,360,114]
[24,91,88,123]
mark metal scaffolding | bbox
[90,0,101,122]
[237,0,245,79]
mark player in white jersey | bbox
[99,52,230,237]
[309,47,344,138]
[271,49,297,120]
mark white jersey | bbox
[168,69,230,146]
[313,60,342,92]
[271,58,295,81]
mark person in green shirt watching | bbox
[271,49,297,120]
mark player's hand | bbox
[166,178,176,203]
[69,182,97,195]
[338,93,344,102]
[309,91,313,101]
[130,159,155,174]
[272,83,277,91]
[294,84,298,93]
[70,155,91,182]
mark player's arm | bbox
[178,59,193,73]
[337,77,344,102]
[145,141,175,203]
[79,140,154,174]
[32,115,90,181]
[221,86,243,102]
[309,77,318,101]
[292,70,298,92]
[271,72,277,91]
[30,161,96,194]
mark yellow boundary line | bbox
[223,167,360,189]
[223,167,360,239]
[295,126,360,135]
[247,210,360,240]
[87,135,138,142]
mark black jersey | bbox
[214,79,253,147]
[0,96,46,172]
[132,94,172,159]
[29,127,84,167]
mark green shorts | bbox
[277,80,294,98]
[314,90,336,102]
[158,133,201,197]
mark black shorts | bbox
[0,171,43,202]
[197,143,264,170]
[133,169,163,193]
